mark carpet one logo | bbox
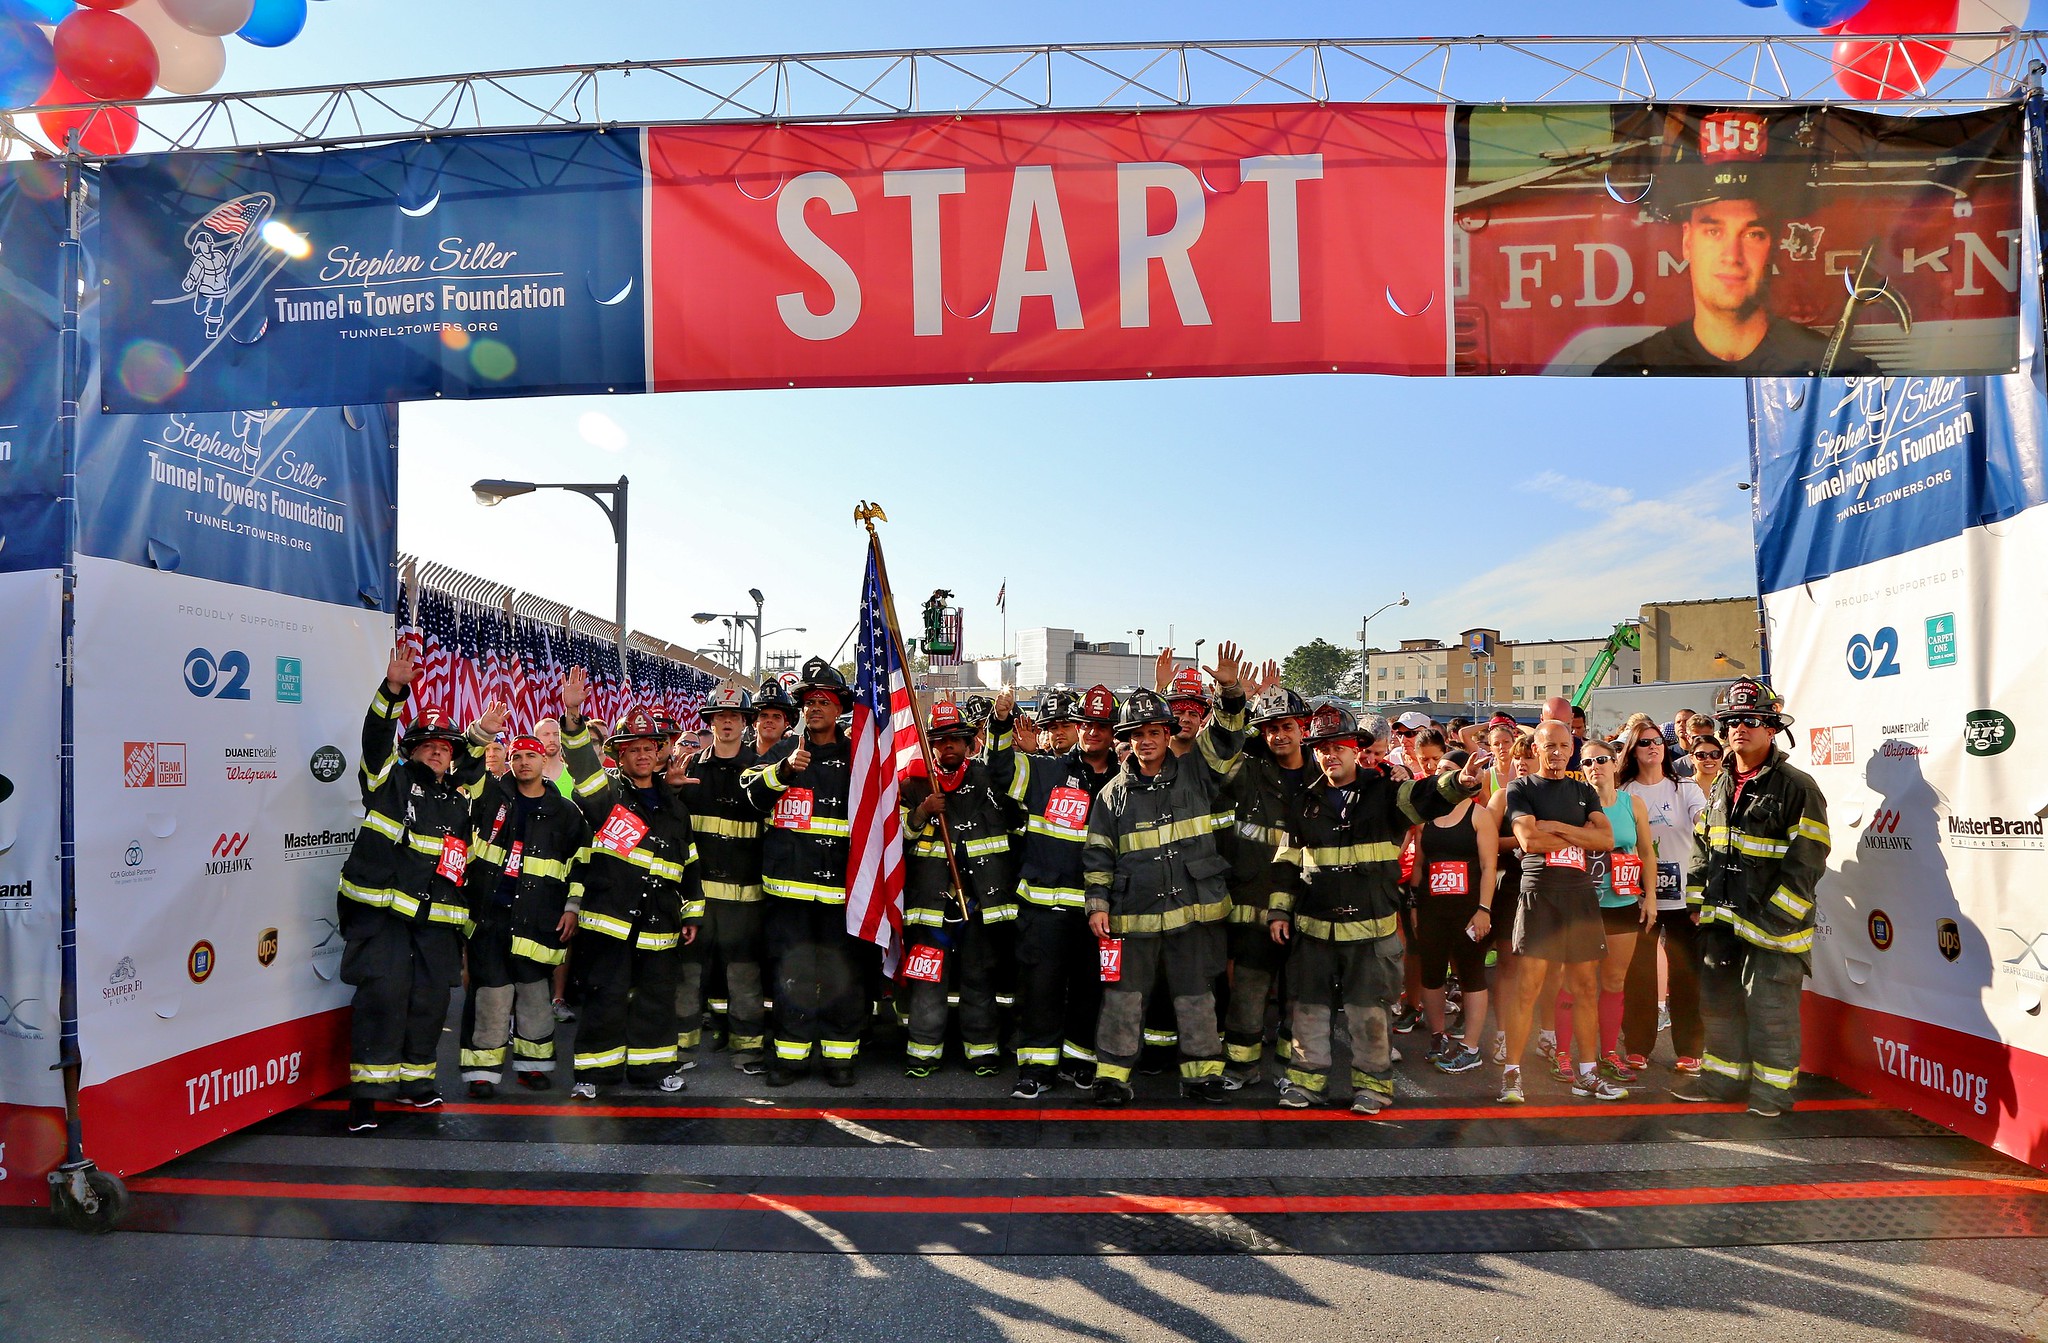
[1860,810,1912,852]
[205,833,255,876]
[283,827,355,861]
[1810,725,1854,767]
[1964,709,2016,758]
[123,741,186,788]
[223,744,280,783]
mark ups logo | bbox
[257,927,279,967]
[1936,918,1962,963]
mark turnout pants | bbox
[1623,906,1704,1061]
[677,900,766,1055]
[765,898,863,1066]
[905,916,1002,1067]
[1094,922,1226,1086]
[1696,923,1805,1109]
[1012,902,1102,1079]
[1286,932,1402,1102]
[342,913,463,1101]
[459,911,556,1083]
[572,931,680,1085]
[1224,918,1288,1067]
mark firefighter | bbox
[673,683,771,1075]
[987,683,1122,1099]
[459,730,592,1097]
[1037,687,1081,755]
[751,679,797,755]
[337,643,502,1133]
[900,700,1019,1078]
[741,657,863,1086]
[1162,665,1212,759]
[1677,679,1829,1117]
[1084,643,1250,1106]
[1219,684,1315,1088]
[1268,705,1490,1112]
[559,668,703,1099]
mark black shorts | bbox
[1601,902,1647,935]
[1511,886,1606,964]
[1412,895,1491,991]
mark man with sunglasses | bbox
[1677,680,1829,1117]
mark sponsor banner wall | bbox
[100,131,647,412]
[0,569,65,1206]
[0,163,67,574]
[68,555,385,1176]
[95,103,2024,412]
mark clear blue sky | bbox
[192,1,2031,671]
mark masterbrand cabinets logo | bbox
[1942,814,2046,852]
[0,880,31,912]
[283,827,355,861]
[223,744,280,783]
[123,741,186,787]
[205,833,254,875]
[1810,726,1855,767]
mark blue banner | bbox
[98,130,647,413]
[0,162,68,574]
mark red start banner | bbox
[646,106,1452,389]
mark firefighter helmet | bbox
[795,656,855,711]
[928,701,977,740]
[1076,684,1118,726]
[1248,685,1311,728]
[608,706,667,747]
[702,683,756,720]
[1716,677,1793,729]
[1305,703,1362,746]
[1165,666,1208,708]
[752,678,798,723]
[961,696,993,725]
[1114,688,1175,738]
[399,707,466,754]
[1650,108,1818,224]
[1037,687,1079,724]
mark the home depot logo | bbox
[205,832,254,876]
[123,741,186,788]
[1809,725,1854,767]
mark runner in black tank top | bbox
[1415,795,1494,1073]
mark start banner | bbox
[92,100,2029,412]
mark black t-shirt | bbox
[1503,775,1603,898]
[1594,315,1880,377]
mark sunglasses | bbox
[1722,714,1770,730]
[1634,738,1663,749]
[1392,726,1416,736]
[1580,754,1614,767]
[1692,748,1724,760]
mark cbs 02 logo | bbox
[1845,628,1901,681]
[184,648,253,700]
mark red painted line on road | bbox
[129,1173,2048,1217]
[302,1097,1885,1123]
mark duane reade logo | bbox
[309,745,347,784]
[102,956,142,1005]
[205,832,255,875]
[1942,813,2047,852]
[224,744,280,784]
[283,827,355,862]
[1877,719,1931,760]
[1964,709,2016,758]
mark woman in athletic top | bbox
[1483,731,1536,1063]
[1618,713,1709,1072]
[1551,738,1654,1082]
[1415,749,1498,1074]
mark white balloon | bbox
[1946,0,2030,71]
[158,0,254,39]
[127,0,227,94]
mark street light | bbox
[1359,594,1408,708]
[1127,628,1145,655]
[692,590,775,679]
[473,475,629,676]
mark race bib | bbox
[1046,786,1091,832]
[1656,862,1682,897]
[1544,846,1587,871]
[1098,937,1124,983]
[1427,861,1470,897]
[595,804,650,856]
[902,945,946,983]
[772,787,815,831]
[1611,852,1644,897]
[1399,833,1419,883]
[435,834,469,883]
[503,840,524,878]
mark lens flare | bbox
[118,340,188,403]
[439,324,470,350]
[469,339,516,381]
[258,219,312,260]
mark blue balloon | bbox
[1779,0,1873,25]
[237,0,306,48]
[0,0,70,25]
[0,18,54,112]
[1735,0,1780,8]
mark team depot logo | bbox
[1809,725,1854,767]
[123,741,187,788]
[1860,809,1912,852]
[205,832,254,876]
[160,192,278,346]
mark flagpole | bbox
[856,502,971,921]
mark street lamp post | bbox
[1359,593,1409,708]
[473,475,630,676]
[693,594,793,681]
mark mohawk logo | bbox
[1860,809,1912,851]
[205,832,254,876]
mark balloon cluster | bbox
[0,0,323,155]
[1741,0,2028,99]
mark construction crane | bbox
[1570,620,1642,709]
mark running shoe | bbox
[1425,1032,1454,1064]
[1093,1078,1134,1107]
[732,1051,766,1075]
[1600,1052,1638,1084]
[1536,1029,1558,1061]
[1670,1079,1730,1104]
[1350,1089,1387,1115]
[1491,1031,1506,1064]
[1656,1002,1672,1036]
[1011,1077,1050,1100]
[403,1091,443,1109]
[1179,1076,1230,1103]
[1056,1061,1097,1091]
[1672,1055,1702,1075]
[551,999,577,1023]
[1623,1052,1650,1073]
[1220,1065,1261,1091]
[1747,1094,1788,1119]
[1435,1044,1484,1074]
[971,1058,1003,1078]
[515,1071,552,1092]
[1391,1002,1421,1035]
[904,1061,937,1080]
[671,1057,698,1072]
[569,1082,598,1100]
[1276,1082,1320,1109]
[346,1099,379,1132]
[1549,1052,1575,1084]
[659,1072,687,1093]
[1572,1069,1628,1101]
[1496,1068,1525,1105]
[466,1080,495,1099]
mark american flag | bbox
[847,540,918,972]
[198,198,259,238]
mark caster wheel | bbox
[51,1170,129,1235]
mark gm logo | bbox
[1845,628,1901,681]
[184,648,252,700]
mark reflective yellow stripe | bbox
[360,810,404,842]
[512,1036,554,1059]
[1753,1061,1798,1089]
[1301,841,1403,870]
[339,879,397,909]
[692,814,762,839]
[1273,845,1302,869]
[1701,1053,1748,1079]
[626,1046,676,1065]
[1017,1046,1059,1066]
[1107,897,1231,934]
[764,876,845,904]
[397,1062,436,1081]
[460,1047,508,1067]
[820,1039,859,1060]
[388,892,423,919]
[510,935,568,965]
[575,1046,627,1070]
[406,833,446,858]
[1018,881,1087,909]
[1236,821,1289,847]
[905,908,947,928]
[1026,816,1088,842]
[349,1062,402,1083]
[782,817,852,838]
[681,900,705,921]
[577,909,634,940]
[1770,887,1813,919]
[590,847,686,883]
[742,762,785,794]
[1728,914,1814,954]
[775,1039,813,1060]
[962,835,1009,857]
[1118,815,1229,853]
[574,772,610,798]
[372,690,404,720]
[702,879,764,903]
[983,901,1019,923]
[425,901,468,927]
[1792,818,1830,847]
[1007,755,1032,803]
[1293,912,1401,942]
[1734,833,1789,858]
[361,757,396,790]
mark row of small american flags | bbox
[395,583,717,735]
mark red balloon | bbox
[1827,0,1959,98]
[75,0,142,9]
[52,9,157,102]
[36,69,140,154]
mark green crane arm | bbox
[1570,621,1641,709]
